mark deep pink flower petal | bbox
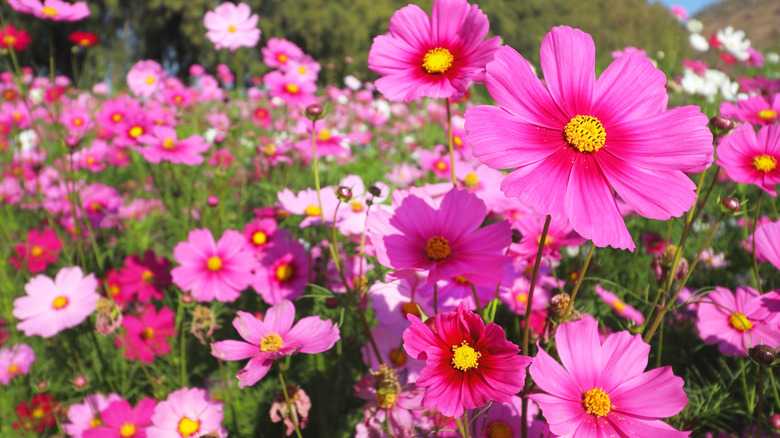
[610,367,687,418]
[555,317,602,390]
[286,316,339,354]
[593,52,668,126]
[540,26,595,116]
[211,339,259,361]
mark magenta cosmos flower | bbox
[717,123,780,196]
[210,300,340,388]
[465,27,713,251]
[594,284,645,325]
[172,229,256,303]
[755,220,780,270]
[529,318,689,437]
[116,305,175,364]
[136,126,211,166]
[83,398,156,438]
[696,286,780,356]
[203,2,260,52]
[402,302,531,418]
[146,387,225,438]
[368,0,500,102]
[0,343,35,385]
[13,266,99,338]
[367,188,511,285]
[7,0,90,21]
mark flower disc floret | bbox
[422,47,454,74]
[564,115,606,153]
[451,341,481,371]
[758,109,777,121]
[425,236,451,261]
[753,154,777,172]
[260,332,284,352]
[728,312,753,332]
[177,417,200,436]
[583,388,612,417]
[206,256,222,271]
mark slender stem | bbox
[179,309,188,388]
[278,368,304,438]
[740,358,753,414]
[752,192,763,294]
[455,415,470,438]
[769,368,780,411]
[521,214,551,438]
[756,365,763,438]
[670,213,725,302]
[445,98,457,188]
[563,242,596,321]
[470,283,483,319]
[433,283,439,315]
[211,336,239,434]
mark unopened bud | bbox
[207,195,219,207]
[709,116,735,137]
[325,297,339,308]
[720,196,741,213]
[73,375,87,388]
[336,186,353,201]
[181,292,194,304]
[368,185,382,197]
[770,413,780,430]
[749,344,776,366]
[305,103,324,120]
[511,229,523,244]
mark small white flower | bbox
[717,26,751,61]
[689,33,709,52]
[686,18,703,33]
[344,75,362,91]
[766,52,780,64]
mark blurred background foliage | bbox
[0,0,689,86]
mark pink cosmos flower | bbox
[270,386,312,436]
[277,186,340,228]
[367,188,511,285]
[262,38,305,69]
[720,94,780,125]
[403,302,532,418]
[136,126,211,166]
[127,60,166,98]
[116,305,175,364]
[755,220,780,270]
[0,343,35,385]
[263,71,317,108]
[119,251,172,302]
[63,393,124,438]
[251,237,310,305]
[465,27,713,251]
[594,284,645,325]
[210,300,340,387]
[8,0,90,21]
[171,229,256,303]
[204,2,260,52]
[696,287,780,357]
[529,318,689,437]
[13,266,99,338]
[8,228,62,273]
[146,387,226,438]
[354,366,424,438]
[511,213,585,262]
[368,0,501,102]
[83,398,156,438]
[717,124,780,196]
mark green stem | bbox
[433,283,439,315]
[278,368,303,438]
[563,242,596,321]
[756,365,763,438]
[455,414,470,438]
[769,368,780,411]
[212,336,239,434]
[740,358,753,414]
[445,98,457,188]
[752,192,763,294]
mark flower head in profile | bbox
[8,0,90,21]
[402,302,532,418]
[717,124,780,197]
[210,300,340,388]
[146,387,226,438]
[69,31,99,48]
[529,318,689,437]
[13,266,99,338]
[594,284,645,325]
[755,220,780,270]
[368,0,501,102]
[204,2,260,52]
[465,27,713,251]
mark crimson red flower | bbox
[69,31,99,47]
[0,25,32,51]
[119,250,172,302]
[13,394,60,434]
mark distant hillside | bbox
[696,0,780,51]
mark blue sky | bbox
[651,0,720,15]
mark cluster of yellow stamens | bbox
[260,332,284,352]
[582,388,612,417]
[564,115,606,153]
[276,263,294,282]
[422,47,454,74]
[425,236,451,261]
[451,340,481,371]
[729,312,754,332]
[753,154,777,173]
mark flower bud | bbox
[368,185,382,197]
[305,103,324,120]
[73,375,87,388]
[325,297,339,308]
[770,413,780,430]
[709,115,735,132]
[749,344,776,366]
[720,196,741,214]
[511,229,523,244]
[207,195,219,207]
[181,292,194,304]
[336,186,352,202]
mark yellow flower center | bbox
[422,47,454,74]
[285,83,299,94]
[129,126,144,138]
[207,256,223,271]
[260,332,284,352]
[227,25,237,33]
[112,113,123,123]
[464,173,480,189]
[30,246,43,257]
[141,270,154,281]
[564,115,606,153]
[298,66,307,74]
[52,296,68,309]
[87,157,96,165]
[435,161,447,170]
[252,231,268,245]
[583,388,612,417]
[109,285,120,296]
[451,341,481,371]
[177,417,200,437]
[174,95,183,102]
[425,236,451,261]
[162,138,176,150]
[32,407,45,418]
[120,423,136,437]
[142,327,155,340]
[536,235,552,246]
[277,54,288,63]
[263,144,276,156]
[753,154,777,172]
[612,300,626,312]
[41,6,57,16]
[276,263,294,282]
[73,118,83,126]
[400,301,421,317]
[729,312,754,332]
[453,136,463,147]
[4,35,16,45]
[758,109,777,121]
[487,421,512,438]
[145,76,155,85]
[375,392,398,409]
[516,293,528,303]
[351,201,364,212]
[318,129,332,141]
[89,417,102,428]
[389,347,407,367]
[305,205,321,216]
[8,364,19,374]
[454,275,470,285]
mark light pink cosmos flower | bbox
[368,0,501,102]
[63,393,124,438]
[270,386,312,436]
[696,287,780,356]
[717,124,780,196]
[13,266,99,338]
[367,188,511,285]
[210,300,340,387]
[277,186,340,228]
[262,38,305,69]
[204,2,260,52]
[171,229,256,303]
[263,71,317,108]
[403,301,532,418]
[465,27,713,251]
[0,343,35,385]
[594,284,645,325]
[136,126,211,166]
[146,387,226,438]
[83,398,156,438]
[755,220,780,270]
[127,60,166,98]
[8,0,90,21]
[529,318,689,437]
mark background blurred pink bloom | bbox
[8,0,90,21]
[204,2,260,52]
[147,387,226,438]
[116,305,175,364]
[13,266,99,338]
[126,60,166,98]
[755,220,780,270]
[251,237,310,304]
[262,38,305,69]
[8,228,62,273]
[136,126,211,166]
[210,300,340,387]
[83,398,156,438]
[594,284,645,325]
[270,386,311,436]
[529,318,689,437]
[717,124,780,196]
[63,393,124,438]
[0,343,35,385]
[368,0,500,102]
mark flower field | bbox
[1,0,779,437]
